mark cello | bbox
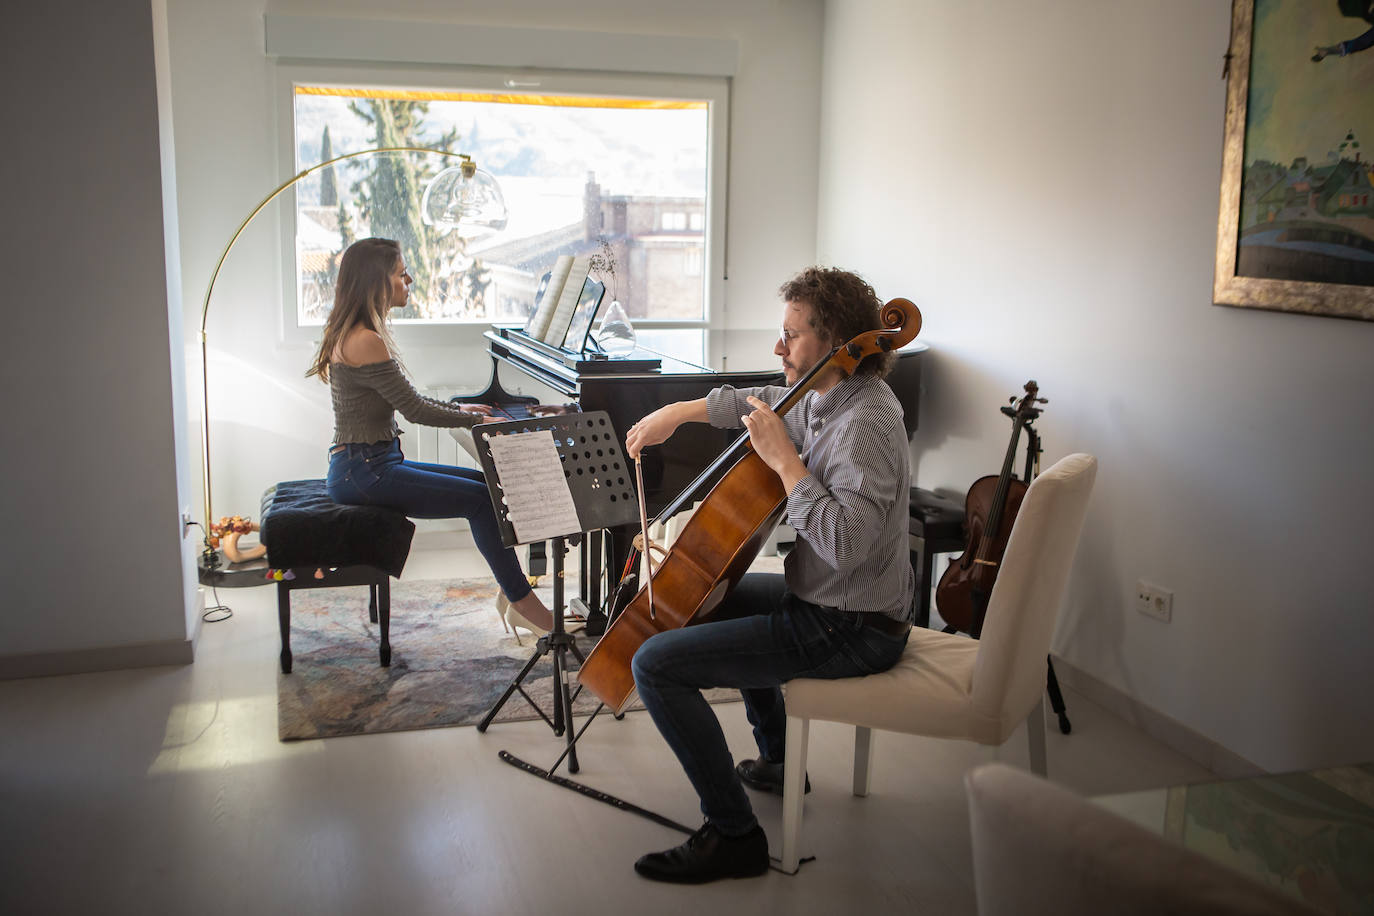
[578,298,923,713]
[934,380,1046,635]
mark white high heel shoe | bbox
[496,593,548,646]
[494,593,513,636]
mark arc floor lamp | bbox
[196,146,506,576]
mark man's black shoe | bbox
[633,822,770,884]
[736,757,811,796]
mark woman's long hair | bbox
[307,238,404,382]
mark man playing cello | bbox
[623,267,915,883]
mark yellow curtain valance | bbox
[295,85,706,111]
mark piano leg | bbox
[527,540,547,577]
[579,531,598,624]
[575,525,637,637]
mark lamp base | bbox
[198,551,272,588]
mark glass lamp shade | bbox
[421,161,508,239]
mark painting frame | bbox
[1214,0,1374,322]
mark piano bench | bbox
[908,487,966,629]
[272,566,393,674]
[259,480,415,674]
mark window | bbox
[287,72,725,331]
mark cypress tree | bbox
[346,97,489,318]
[320,126,337,207]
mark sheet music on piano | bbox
[486,430,581,543]
[523,256,573,342]
[544,256,591,347]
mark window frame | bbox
[273,61,729,349]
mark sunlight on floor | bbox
[148,695,323,776]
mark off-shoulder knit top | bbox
[329,360,480,445]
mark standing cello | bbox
[934,380,1046,636]
[578,298,923,713]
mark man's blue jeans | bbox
[630,573,909,836]
[326,438,531,600]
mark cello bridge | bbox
[632,534,669,572]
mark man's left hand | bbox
[743,396,807,489]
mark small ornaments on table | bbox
[263,567,328,581]
[209,515,267,564]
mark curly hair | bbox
[777,267,893,378]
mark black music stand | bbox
[471,411,639,773]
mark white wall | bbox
[818,0,1374,772]
[1,0,197,668]
[167,0,826,526]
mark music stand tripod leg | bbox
[477,536,571,736]
[551,655,579,772]
[474,535,590,772]
[551,536,566,737]
[471,411,642,771]
[476,635,552,733]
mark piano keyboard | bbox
[484,403,537,421]
[446,397,581,461]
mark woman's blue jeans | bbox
[630,573,909,836]
[326,438,531,601]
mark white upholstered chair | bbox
[964,763,1319,915]
[778,452,1098,873]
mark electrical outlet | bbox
[182,507,195,539]
[1135,580,1172,622]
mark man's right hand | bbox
[626,397,711,458]
[626,404,681,458]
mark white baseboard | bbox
[0,637,195,680]
[1050,656,1263,779]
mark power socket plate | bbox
[1136,581,1172,622]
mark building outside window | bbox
[291,83,715,329]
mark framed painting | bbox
[1214,0,1374,321]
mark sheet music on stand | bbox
[474,411,640,550]
[485,432,580,544]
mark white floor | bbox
[0,546,1215,916]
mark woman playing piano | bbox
[307,237,553,637]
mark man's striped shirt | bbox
[706,372,913,621]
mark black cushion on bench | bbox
[259,479,414,579]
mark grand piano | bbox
[453,323,926,629]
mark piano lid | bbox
[489,325,927,375]
[485,323,927,438]
[484,326,773,394]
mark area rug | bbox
[275,574,748,741]
[279,577,594,740]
